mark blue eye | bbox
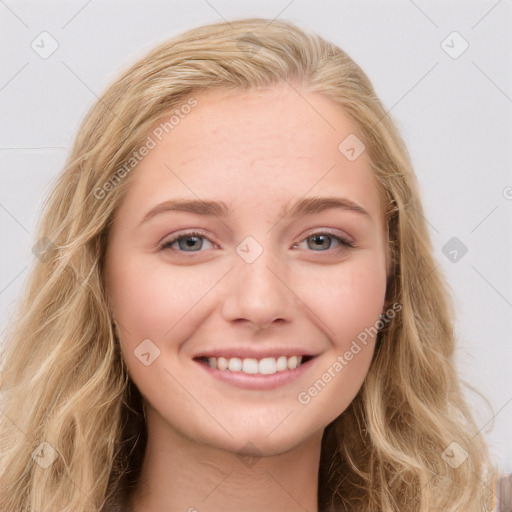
[295,231,355,251]
[159,230,355,253]
[160,231,214,252]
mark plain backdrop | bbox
[1,0,511,474]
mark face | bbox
[103,83,388,457]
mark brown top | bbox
[496,473,512,512]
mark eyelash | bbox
[159,229,355,253]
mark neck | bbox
[125,408,323,512]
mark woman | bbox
[0,17,500,511]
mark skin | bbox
[104,82,389,512]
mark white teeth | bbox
[242,358,259,374]
[228,357,242,371]
[204,355,304,374]
[276,355,288,372]
[259,357,277,375]
[287,355,299,369]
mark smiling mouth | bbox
[194,355,315,375]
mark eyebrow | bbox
[138,195,371,227]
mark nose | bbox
[220,247,296,330]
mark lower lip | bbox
[194,357,317,390]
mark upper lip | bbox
[193,348,319,360]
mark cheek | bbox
[294,262,386,416]
[107,257,205,340]
[341,267,386,335]
[106,259,209,394]
[301,255,388,347]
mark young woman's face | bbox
[104,84,388,456]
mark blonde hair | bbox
[0,17,499,511]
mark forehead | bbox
[116,85,384,228]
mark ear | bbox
[111,315,121,339]
[381,274,396,313]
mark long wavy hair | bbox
[0,17,499,511]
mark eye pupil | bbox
[308,234,331,251]
[180,236,202,251]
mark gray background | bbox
[1,0,511,473]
